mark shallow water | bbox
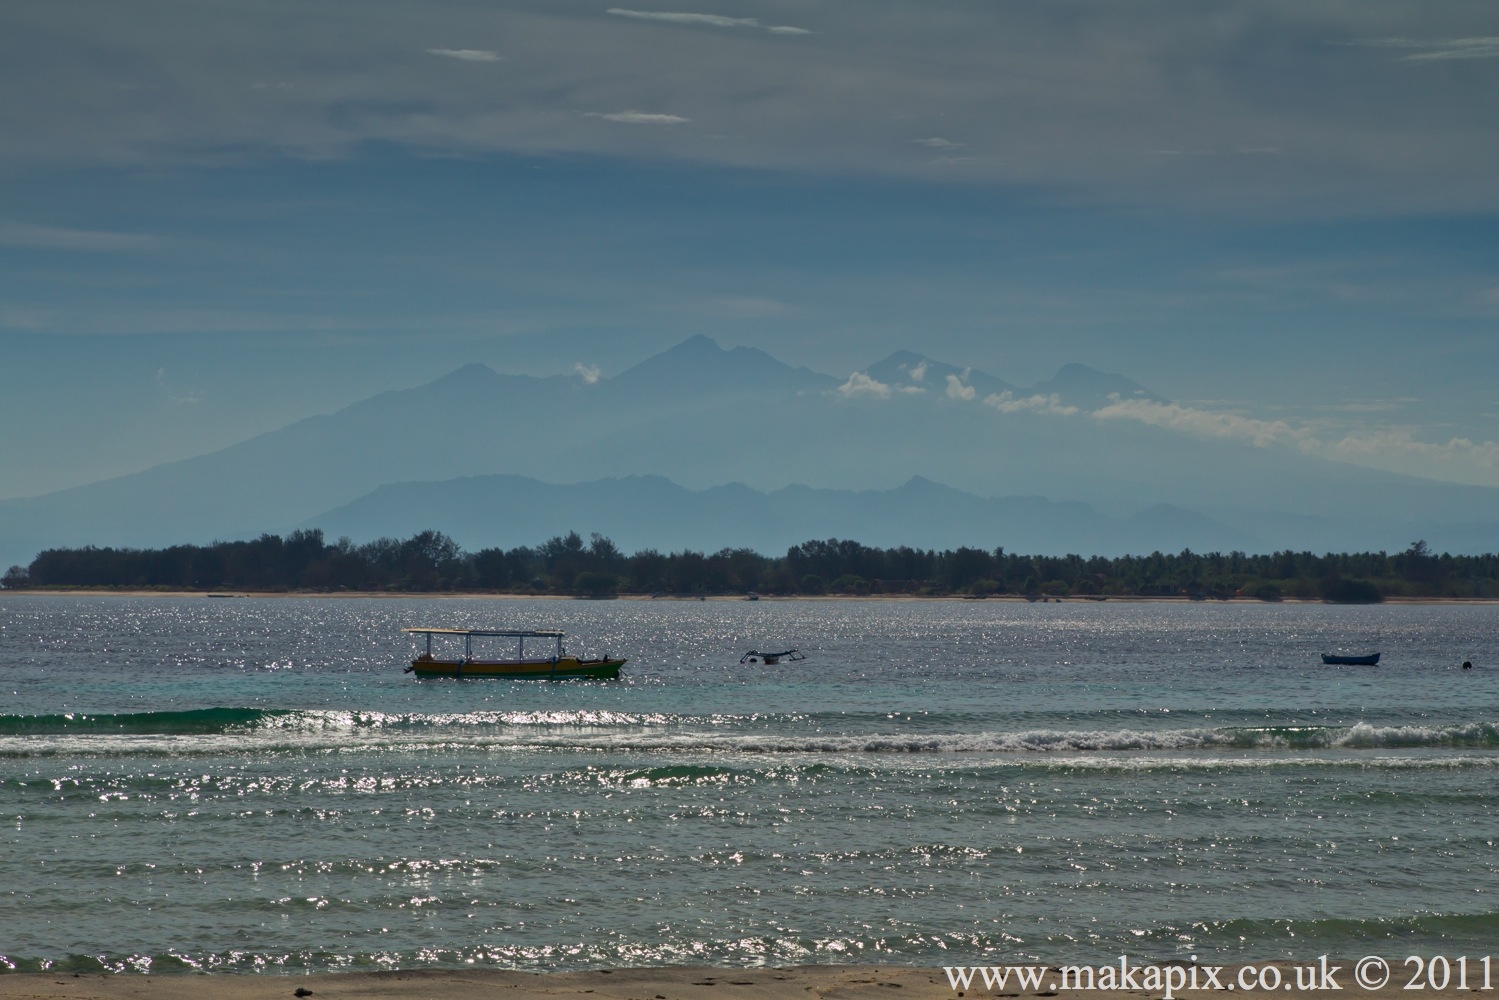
[1,596,1495,972]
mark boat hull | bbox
[1321,653,1380,665]
[408,656,624,679]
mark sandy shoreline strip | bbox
[0,962,1481,1000]
[10,589,1498,604]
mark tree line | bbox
[4,531,1498,601]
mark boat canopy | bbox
[404,627,568,661]
[403,628,563,638]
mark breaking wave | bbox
[2,709,1497,756]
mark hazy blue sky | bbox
[3,0,1498,499]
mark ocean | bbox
[1,595,1495,974]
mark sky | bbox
[2,0,1498,500]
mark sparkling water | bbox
[1,595,1495,973]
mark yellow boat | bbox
[402,627,625,679]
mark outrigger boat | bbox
[740,648,805,665]
[403,628,625,679]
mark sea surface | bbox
[1,595,1496,974]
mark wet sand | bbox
[14,589,1499,604]
[0,962,1480,1000]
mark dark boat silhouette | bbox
[741,648,806,665]
[1321,652,1380,665]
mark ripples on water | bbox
[1,596,1496,972]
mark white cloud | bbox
[155,368,204,405]
[984,391,1078,416]
[926,155,983,169]
[574,363,602,384]
[608,9,757,28]
[945,373,975,401]
[606,9,810,35]
[1088,396,1499,486]
[586,111,690,125]
[1401,43,1499,62]
[425,48,504,62]
[835,371,891,399]
[10,2,1499,217]
[1344,36,1499,62]
[0,222,159,252]
[907,360,927,381]
[1324,429,1499,482]
[1092,397,1306,446]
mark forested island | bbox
[5,530,1497,601]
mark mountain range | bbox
[3,335,1496,566]
[304,474,1263,557]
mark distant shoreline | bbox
[14,531,1493,602]
[9,589,1498,605]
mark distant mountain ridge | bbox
[2,335,1497,566]
[1027,363,1165,410]
[854,352,1160,410]
[610,334,839,396]
[302,473,1265,557]
[861,351,1018,399]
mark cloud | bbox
[608,9,758,29]
[834,372,925,399]
[984,391,1078,416]
[586,111,690,125]
[606,9,810,35]
[945,373,975,401]
[835,372,891,399]
[1092,397,1307,446]
[0,222,159,252]
[926,155,982,168]
[574,363,602,384]
[10,2,1499,215]
[907,360,927,381]
[1086,396,1499,486]
[1345,36,1499,62]
[425,48,504,62]
[1324,428,1499,480]
[155,368,204,405]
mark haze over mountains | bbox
[3,335,1496,567]
[306,475,1263,559]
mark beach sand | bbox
[0,962,1475,1000]
[13,589,1498,604]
